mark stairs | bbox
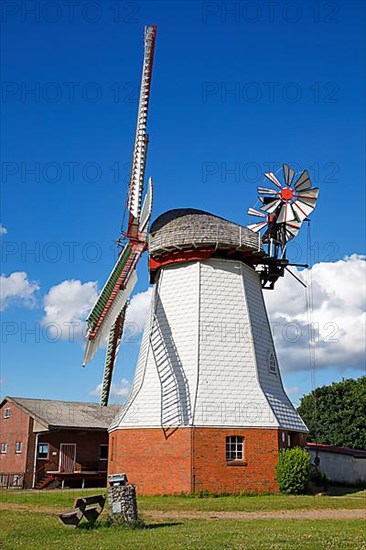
[35,474,59,490]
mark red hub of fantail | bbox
[281,187,293,200]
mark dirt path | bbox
[1,502,364,521]
[0,502,60,514]
[142,509,366,521]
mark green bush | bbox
[276,447,312,494]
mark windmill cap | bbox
[148,208,265,267]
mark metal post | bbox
[32,433,39,489]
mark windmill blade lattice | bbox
[82,25,157,406]
[247,164,319,243]
[100,308,126,407]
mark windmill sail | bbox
[85,244,132,338]
[264,172,282,188]
[100,308,126,407]
[127,25,157,235]
[82,25,157,406]
[83,267,138,366]
[139,176,153,233]
[283,164,295,186]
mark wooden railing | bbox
[74,461,107,473]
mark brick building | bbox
[109,210,308,495]
[0,397,118,489]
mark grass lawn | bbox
[0,512,365,550]
[1,487,365,511]
[0,489,365,549]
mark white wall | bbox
[111,259,307,432]
[309,449,366,485]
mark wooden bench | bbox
[58,494,106,528]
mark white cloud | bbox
[0,272,39,311]
[125,287,153,332]
[284,385,302,406]
[0,224,7,236]
[285,385,300,396]
[264,254,366,373]
[90,378,131,401]
[89,383,103,397]
[41,277,152,343]
[42,279,98,339]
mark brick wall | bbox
[108,428,192,495]
[109,427,307,495]
[0,400,31,478]
[193,427,279,494]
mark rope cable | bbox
[305,220,318,444]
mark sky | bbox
[1,0,365,407]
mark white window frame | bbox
[1,442,7,454]
[37,443,49,460]
[100,444,108,461]
[226,436,244,461]
[15,441,22,454]
[3,408,11,419]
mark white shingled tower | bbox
[82,26,319,494]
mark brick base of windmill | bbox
[108,428,308,495]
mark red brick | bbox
[108,427,307,495]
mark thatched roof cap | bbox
[149,208,264,260]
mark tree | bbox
[297,376,366,450]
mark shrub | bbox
[276,447,312,494]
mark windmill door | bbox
[59,444,76,472]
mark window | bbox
[111,437,115,462]
[226,436,244,461]
[37,443,49,459]
[281,432,286,443]
[100,444,108,460]
[268,353,277,374]
[3,408,11,419]
[287,434,291,447]
[15,442,22,454]
[1,443,7,454]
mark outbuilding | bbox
[307,442,366,486]
[0,397,119,489]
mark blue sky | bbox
[1,0,365,405]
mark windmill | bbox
[247,164,319,289]
[82,25,157,406]
[82,26,320,495]
[107,169,319,494]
